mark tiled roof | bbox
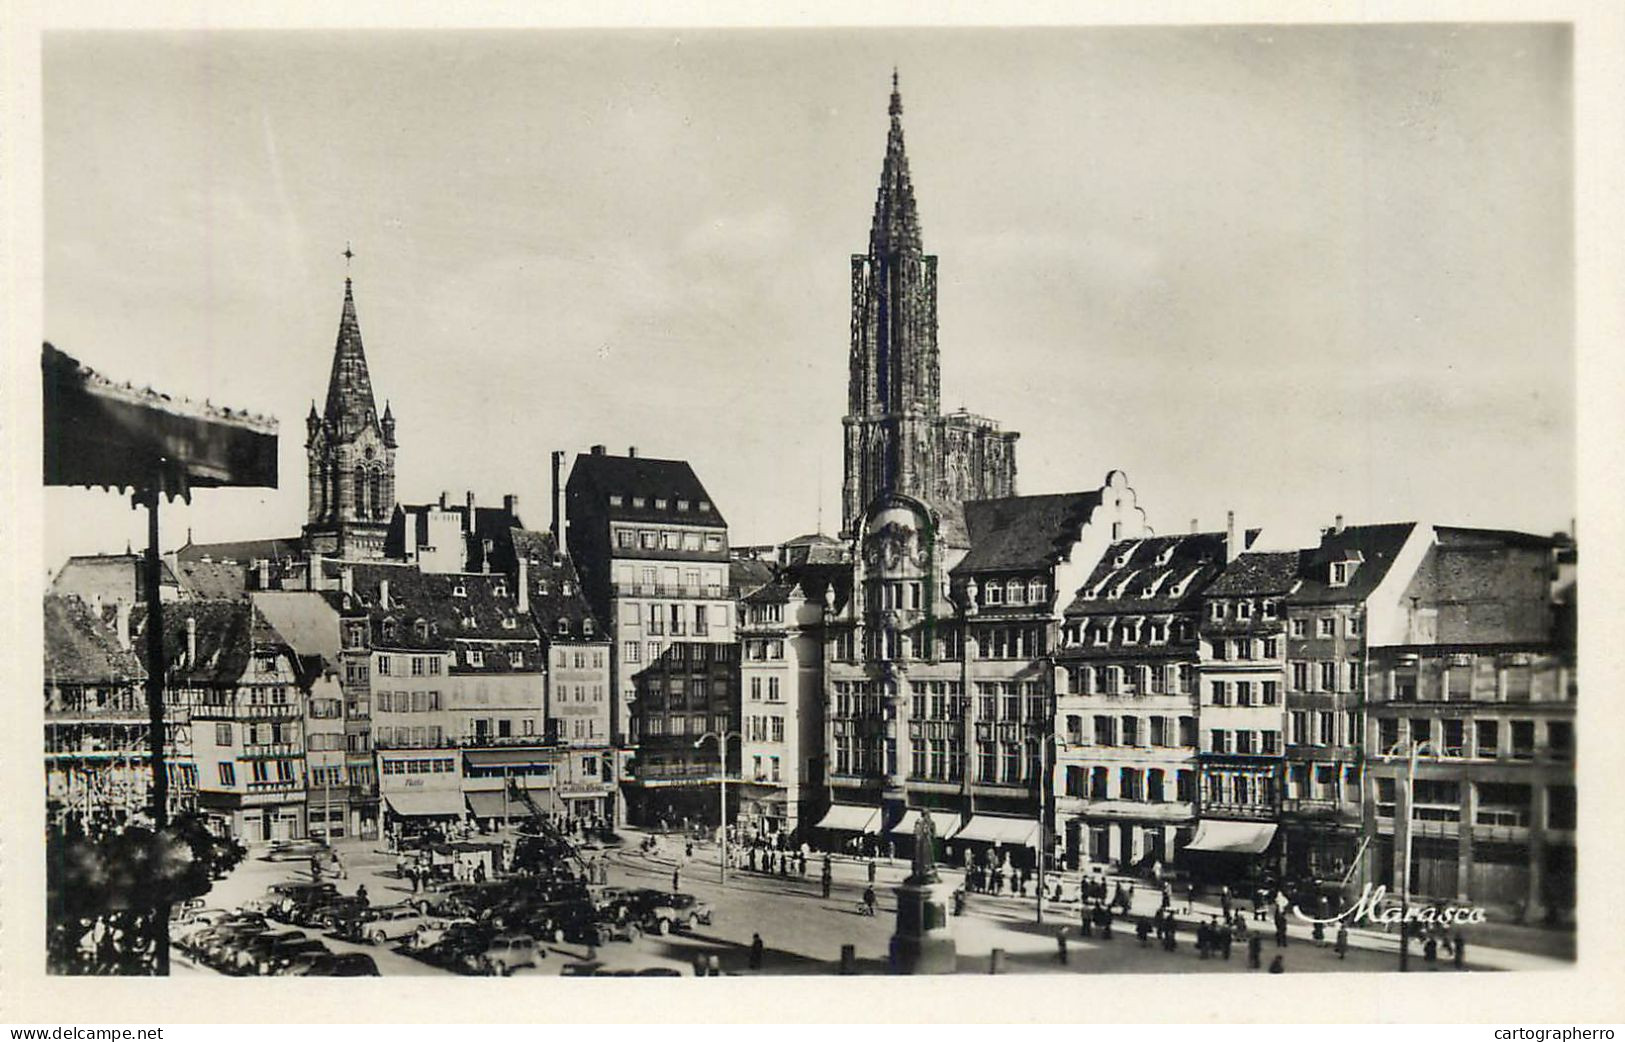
[569,452,726,527]
[321,280,379,439]
[174,559,249,600]
[44,595,145,684]
[953,491,1104,574]
[130,599,264,685]
[1289,523,1418,605]
[176,536,303,564]
[1064,532,1231,617]
[730,558,776,598]
[510,527,606,642]
[344,564,535,652]
[252,592,342,665]
[1207,552,1302,597]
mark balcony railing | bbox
[613,582,736,600]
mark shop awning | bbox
[814,803,881,833]
[1184,820,1277,854]
[953,815,1039,847]
[465,791,521,819]
[383,791,466,818]
[889,809,962,839]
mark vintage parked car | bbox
[628,890,713,934]
[296,952,381,977]
[472,933,543,976]
[261,939,331,976]
[182,914,269,963]
[291,892,368,929]
[232,929,309,975]
[417,922,496,973]
[350,905,427,946]
[406,915,478,952]
[251,881,339,919]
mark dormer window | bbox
[655,498,668,510]
[467,649,483,667]
[414,620,429,641]
[493,582,507,598]
[677,499,690,512]
[381,619,397,642]
[984,583,1003,605]
[1330,561,1357,586]
[556,618,568,635]
[699,501,712,512]
[1262,600,1278,620]
[1028,579,1046,603]
[1006,579,1023,604]
[1155,545,1175,566]
[1114,550,1132,569]
[609,495,624,507]
[583,619,596,637]
[453,584,467,598]
[501,617,518,630]
[1210,601,1226,621]
[1237,601,1253,620]
[561,581,574,596]
[632,497,648,509]
[509,651,524,668]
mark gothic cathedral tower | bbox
[303,276,397,559]
[842,73,942,538]
[841,75,1019,541]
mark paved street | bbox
[175,827,1573,976]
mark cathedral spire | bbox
[870,70,922,256]
[322,275,379,440]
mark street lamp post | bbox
[694,730,741,884]
[1381,737,1445,973]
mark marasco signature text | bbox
[1291,884,1488,926]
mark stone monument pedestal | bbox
[889,878,958,974]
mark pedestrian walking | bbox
[1079,902,1093,937]
[1335,924,1348,959]
[799,851,807,876]
[673,865,682,893]
[749,933,764,970]
[1220,884,1231,921]
[1424,936,1438,968]
[862,884,876,916]
[1136,917,1151,947]
[355,884,369,907]
[821,867,833,900]
[1247,934,1263,969]
[1268,954,1285,974]
[686,840,694,860]
[1453,934,1466,970]
[1161,881,1172,912]
[1220,927,1233,961]
[1197,921,1210,960]
[1097,904,1113,940]
[1056,927,1069,965]
[779,854,789,878]
[1274,914,1288,948]
[867,858,876,884]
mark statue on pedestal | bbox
[911,811,939,884]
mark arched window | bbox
[354,465,369,519]
[316,464,329,518]
[370,468,384,519]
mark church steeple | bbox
[323,278,380,440]
[869,69,923,258]
[305,267,397,560]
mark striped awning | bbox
[1184,820,1277,855]
[383,791,465,818]
[953,815,1039,847]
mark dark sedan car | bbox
[296,952,381,977]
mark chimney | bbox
[1226,511,1240,564]
[114,599,131,650]
[590,444,606,456]
[379,579,390,610]
[551,450,566,544]
[341,566,353,599]
[518,557,530,614]
[504,494,519,517]
[1189,518,1198,535]
[305,550,318,591]
[439,491,448,510]
[185,616,197,667]
[256,559,271,590]
[465,491,476,531]
[627,446,638,458]
[1333,513,1345,533]
[92,593,103,621]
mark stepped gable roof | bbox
[953,491,1104,575]
[1289,522,1418,605]
[1064,532,1231,617]
[176,536,303,564]
[570,452,726,527]
[174,558,249,600]
[510,527,605,642]
[44,595,144,684]
[130,599,266,685]
[344,563,531,649]
[252,591,342,666]
[1207,551,1302,597]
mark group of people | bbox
[744,844,807,878]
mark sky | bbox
[40,24,1574,571]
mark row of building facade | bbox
[45,75,1576,925]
